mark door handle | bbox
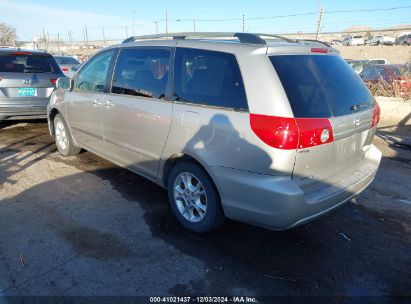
[105,100,115,108]
[92,99,103,106]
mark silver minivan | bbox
[47,33,382,233]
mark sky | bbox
[1,0,410,42]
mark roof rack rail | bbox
[121,32,295,45]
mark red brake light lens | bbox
[311,48,328,53]
[10,51,32,56]
[62,68,68,72]
[372,102,381,127]
[250,114,334,150]
[250,114,299,149]
[50,78,57,85]
[295,118,333,148]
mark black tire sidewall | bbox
[167,162,224,233]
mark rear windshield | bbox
[270,55,374,118]
[54,56,80,65]
[0,53,61,73]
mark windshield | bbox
[270,55,374,118]
[0,53,61,73]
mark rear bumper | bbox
[210,145,382,230]
[0,103,48,120]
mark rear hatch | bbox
[270,54,379,193]
[0,51,62,103]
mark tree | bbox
[0,22,17,46]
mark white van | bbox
[342,36,365,46]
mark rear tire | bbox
[167,162,225,233]
[53,114,81,157]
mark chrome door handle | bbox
[92,99,103,106]
[105,100,115,108]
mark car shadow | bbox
[0,117,410,298]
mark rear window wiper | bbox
[350,103,370,111]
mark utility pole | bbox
[155,21,159,35]
[84,26,89,54]
[68,31,73,54]
[315,6,323,40]
[166,9,168,34]
[47,33,50,52]
[242,14,245,33]
[42,28,47,51]
[57,33,60,53]
[193,18,196,33]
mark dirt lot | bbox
[0,120,410,303]
[336,45,411,63]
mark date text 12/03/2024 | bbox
[149,297,257,303]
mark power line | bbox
[31,5,411,41]
[323,5,411,14]
[170,5,411,23]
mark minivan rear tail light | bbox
[371,102,381,127]
[50,78,57,85]
[295,118,334,148]
[250,115,299,149]
[311,48,328,53]
[62,68,68,73]
[250,114,334,150]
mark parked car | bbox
[346,59,370,74]
[330,39,342,45]
[48,32,381,233]
[395,34,411,45]
[369,35,395,46]
[0,48,64,121]
[342,35,365,46]
[54,55,80,78]
[368,58,388,65]
[346,59,388,74]
[360,64,402,84]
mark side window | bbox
[174,48,248,110]
[74,50,115,93]
[111,48,171,99]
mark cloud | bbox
[0,0,137,41]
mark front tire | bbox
[53,114,81,157]
[167,162,225,233]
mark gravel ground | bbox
[336,45,411,64]
[0,120,410,303]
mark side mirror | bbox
[56,77,71,91]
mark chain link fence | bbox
[347,60,411,100]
